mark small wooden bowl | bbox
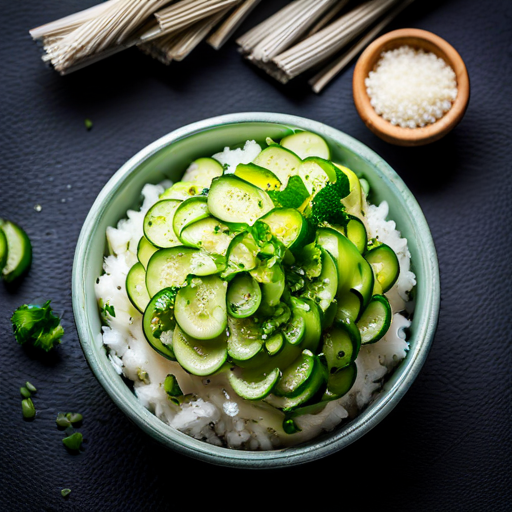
[353,28,470,146]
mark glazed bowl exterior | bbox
[72,112,440,469]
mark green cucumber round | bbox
[0,219,32,282]
[280,131,330,160]
[227,273,262,318]
[172,196,209,238]
[126,262,150,313]
[143,199,182,248]
[364,243,400,293]
[137,236,158,269]
[228,366,280,401]
[357,294,392,344]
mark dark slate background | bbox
[1,0,511,510]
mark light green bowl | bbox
[72,112,440,469]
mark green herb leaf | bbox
[25,381,37,393]
[62,432,83,451]
[268,175,310,209]
[20,387,31,398]
[21,398,36,419]
[61,489,71,497]
[11,301,64,352]
[84,118,93,130]
[56,412,71,428]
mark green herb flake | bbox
[84,118,93,130]
[11,301,64,352]
[20,387,31,398]
[62,432,83,451]
[56,412,71,428]
[21,398,36,419]
[61,489,72,497]
[25,382,37,393]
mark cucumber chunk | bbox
[180,216,234,255]
[0,220,32,282]
[173,325,227,376]
[265,332,284,356]
[364,243,400,293]
[126,262,150,313]
[282,313,306,345]
[290,297,322,353]
[252,146,302,189]
[228,366,280,401]
[207,175,274,225]
[321,320,361,373]
[280,131,331,160]
[227,273,262,318]
[357,294,392,344]
[172,196,209,238]
[143,199,182,248]
[258,264,285,308]
[234,163,281,191]
[143,288,178,361]
[299,157,337,196]
[137,236,158,269]
[174,275,227,340]
[259,208,309,250]
[322,362,357,401]
[274,349,315,397]
[146,247,220,297]
[227,316,264,361]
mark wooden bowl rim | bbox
[353,28,470,146]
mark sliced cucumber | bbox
[280,131,330,160]
[259,208,309,251]
[298,157,337,196]
[322,361,357,401]
[265,332,284,356]
[143,288,177,361]
[172,196,209,238]
[290,297,322,353]
[0,220,32,282]
[321,319,361,373]
[126,262,150,313]
[221,232,259,280]
[207,175,274,225]
[346,215,367,254]
[143,199,182,248]
[234,163,281,191]
[274,350,315,397]
[282,313,305,345]
[227,273,262,318]
[227,316,264,361]
[146,247,219,297]
[259,264,285,308]
[334,164,363,216]
[0,228,7,274]
[183,157,224,189]
[357,294,392,344]
[180,216,234,255]
[174,275,227,340]
[252,146,302,189]
[137,236,158,269]
[160,182,202,201]
[173,325,227,376]
[228,366,280,401]
[364,243,400,293]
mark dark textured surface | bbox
[1,0,511,510]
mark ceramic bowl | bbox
[72,112,440,468]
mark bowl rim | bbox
[353,28,470,146]
[72,112,440,468]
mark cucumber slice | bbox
[173,325,227,376]
[265,332,284,356]
[207,175,274,225]
[321,320,361,373]
[228,366,280,401]
[221,232,259,280]
[322,361,357,401]
[346,215,367,254]
[174,275,227,340]
[227,316,264,361]
[259,208,309,250]
[252,146,302,189]
[143,199,182,248]
[282,313,306,345]
[183,157,224,189]
[280,131,330,160]
[290,297,322,353]
[334,164,363,216]
[126,262,150,313]
[298,157,337,196]
[137,236,159,269]
[146,247,220,297]
[0,228,7,274]
[143,288,177,361]
[274,349,315,397]
[364,243,400,293]
[234,163,281,191]
[357,294,392,344]
[180,216,234,255]
[259,264,285,308]
[301,246,338,312]
[227,273,262,318]
[0,220,32,282]
[160,182,202,201]
[172,196,209,238]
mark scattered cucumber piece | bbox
[357,294,392,344]
[126,262,150,313]
[227,273,262,318]
[0,228,7,274]
[280,131,330,160]
[174,275,227,340]
[143,199,182,248]
[0,219,32,282]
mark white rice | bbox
[95,141,416,450]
